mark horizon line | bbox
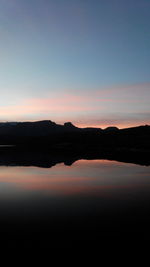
[0,119,149,130]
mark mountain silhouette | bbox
[0,120,149,156]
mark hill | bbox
[0,120,149,154]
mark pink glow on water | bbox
[0,160,149,198]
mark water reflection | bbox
[0,159,150,247]
[0,160,149,197]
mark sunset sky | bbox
[0,0,150,128]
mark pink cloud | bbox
[0,82,149,128]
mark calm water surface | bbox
[0,159,150,246]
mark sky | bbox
[0,0,150,128]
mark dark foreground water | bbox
[0,159,150,247]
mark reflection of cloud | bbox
[0,82,150,128]
[0,160,149,197]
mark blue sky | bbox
[0,0,150,127]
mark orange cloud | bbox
[0,82,149,128]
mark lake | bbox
[0,159,150,247]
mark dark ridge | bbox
[64,122,78,128]
[104,126,119,132]
[0,120,149,154]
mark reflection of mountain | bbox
[0,146,149,167]
[0,120,149,167]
